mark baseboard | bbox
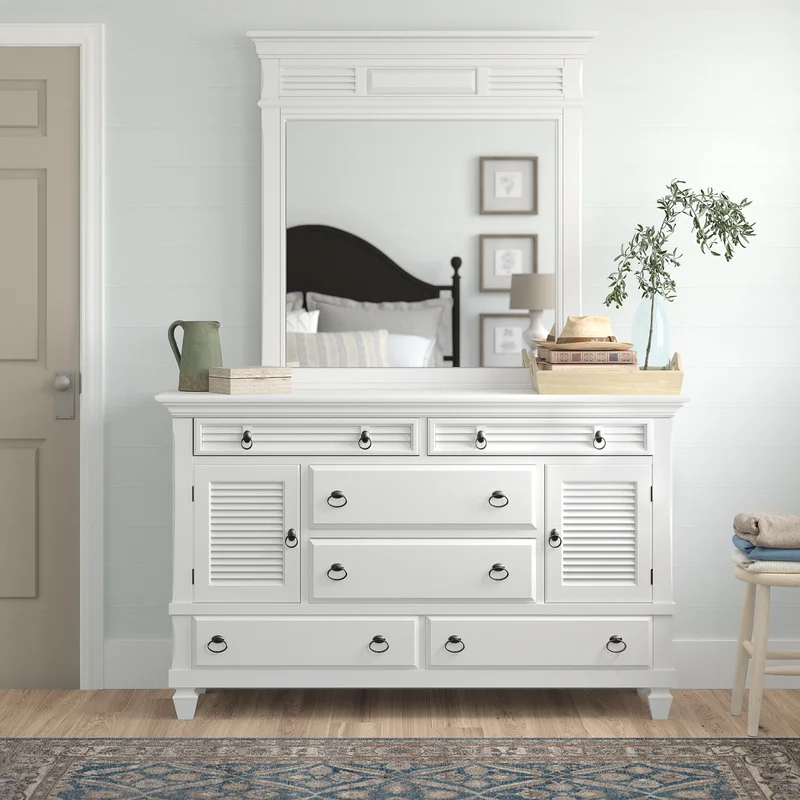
[102,638,800,690]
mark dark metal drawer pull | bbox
[549,529,562,548]
[593,430,607,450]
[207,635,227,654]
[284,529,298,548]
[475,430,488,450]
[489,563,509,581]
[240,430,253,450]
[327,563,347,581]
[358,430,372,450]
[326,490,347,508]
[606,635,627,654]
[445,635,465,653]
[488,490,509,508]
[369,635,389,653]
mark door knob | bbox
[53,371,75,420]
[54,374,71,392]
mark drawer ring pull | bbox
[593,431,607,450]
[284,529,298,548]
[207,635,228,654]
[326,490,348,508]
[549,529,562,548]
[327,563,348,581]
[445,635,465,654]
[489,490,509,508]
[358,431,372,450]
[475,430,488,450]
[606,635,627,654]
[489,563,510,581]
[240,430,253,450]
[369,635,390,654]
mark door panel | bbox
[0,47,79,688]
[193,465,300,603]
[545,463,652,603]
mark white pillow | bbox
[286,309,320,333]
[386,333,436,368]
[286,330,389,367]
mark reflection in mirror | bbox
[285,120,556,367]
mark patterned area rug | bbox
[1,738,799,799]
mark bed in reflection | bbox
[285,224,461,368]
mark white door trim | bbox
[0,24,106,689]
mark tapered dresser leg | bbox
[640,688,673,720]
[173,688,202,720]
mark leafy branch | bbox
[604,180,755,368]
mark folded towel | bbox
[732,548,800,574]
[734,512,800,549]
[732,533,800,562]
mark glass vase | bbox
[632,296,671,369]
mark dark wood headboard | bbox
[286,224,462,366]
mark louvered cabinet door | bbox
[544,464,652,603]
[193,465,300,602]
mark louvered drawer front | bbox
[310,539,536,600]
[193,465,300,603]
[545,464,652,603]
[310,465,538,528]
[194,616,418,668]
[427,617,652,668]
[194,418,418,455]
[428,419,651,455]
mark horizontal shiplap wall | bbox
[0,0,796,686]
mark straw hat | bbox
[535,315,633,351]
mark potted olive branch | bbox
[604,180,756,369]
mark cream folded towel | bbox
[734,512,800,549]
[731,548,800,574]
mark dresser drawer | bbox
[309,465,538,528]
[194,616,418,668]
[427,616,652,668]
[310,539,535,600]
[428,419,651,455]
[194,418,419,456]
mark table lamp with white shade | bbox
[509,272,556,349]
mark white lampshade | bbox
[509,273,555,311]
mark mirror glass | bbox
[285,120,556,367]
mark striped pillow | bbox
[287,330,389,367]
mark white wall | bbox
[286,120,557,367]
[0,0,796,687]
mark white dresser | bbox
[157,382,686,720]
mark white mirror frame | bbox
[248,30,596,379]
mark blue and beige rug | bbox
[1,737,798,798]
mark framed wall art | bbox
[480,313,529,367]
[479,234,538,292]
[479,156,538,214]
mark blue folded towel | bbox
[732,533,800,562]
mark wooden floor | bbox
[0,689,799,738]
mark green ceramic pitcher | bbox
[168,320,223,392]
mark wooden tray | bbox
[523,350,684,395]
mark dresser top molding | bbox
[155,386,688,420]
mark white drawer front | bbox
[310,465,538,528]
[194,616,418,668]
[310,539,536,600]
[194,418,419,455]
[427,616,652,668]
[428,419,651,455]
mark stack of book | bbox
[535,347,639,372]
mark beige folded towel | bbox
[734,512,800,549]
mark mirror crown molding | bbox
[248,30,595,368]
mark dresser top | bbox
[155,384,688,419]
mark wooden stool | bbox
[731,566,800,736]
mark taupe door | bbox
[0,47,80,687]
